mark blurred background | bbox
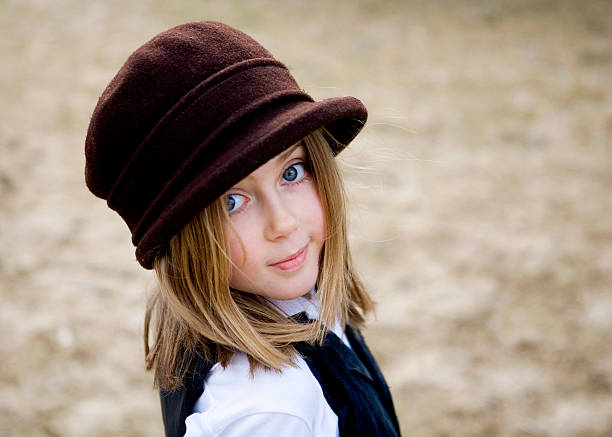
[1,0,611,435]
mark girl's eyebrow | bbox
[232,143,304,188]
[277,142,302,163]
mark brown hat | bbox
[85,21,367,269]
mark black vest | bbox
[160,318,401,437]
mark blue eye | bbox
[282,163,305,183]
[225,194,245,213]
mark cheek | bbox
[227,233,243,266]
[314,205,325,240]
[307,188,326,240]
[225,224,247,268]
[225,221,260,276]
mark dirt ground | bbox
[1,0,611,436]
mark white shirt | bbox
[184,290,350,437]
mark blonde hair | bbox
[145,128,375,390]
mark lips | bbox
[270,244,308,272]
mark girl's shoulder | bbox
[184,351,337,436]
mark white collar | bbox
[267,288,351,348]
[267,288,319,320]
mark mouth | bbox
[269,243,309,272]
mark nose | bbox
[263,195,298,241]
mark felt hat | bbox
[85,21,367,269]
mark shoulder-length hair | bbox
[145,128,375,390]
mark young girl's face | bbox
[223,143,325,300]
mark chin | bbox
[270,288,311,300]
[266,278,317,300]
[229,275,316,300]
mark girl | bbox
[85,21,401,437]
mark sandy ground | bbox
[1,0,611,436]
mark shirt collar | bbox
[267,288,350,348]
[267,288,319,320]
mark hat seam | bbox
[107,58,290,206]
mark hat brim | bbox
[136,95,366,268]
